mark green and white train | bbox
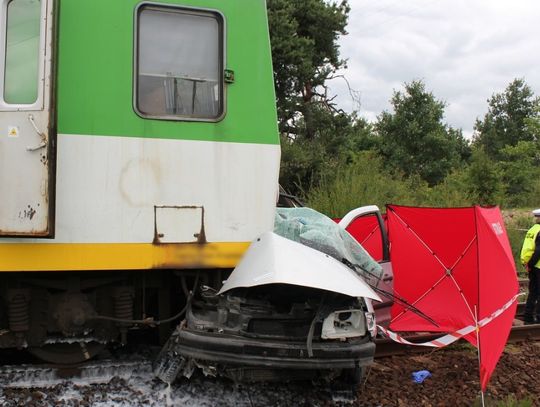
[0,0,280,362]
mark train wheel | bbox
[29,342,105,365]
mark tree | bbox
[278,106,356,194]
[268,0,359,195]
[525,105,540,141]
[465,148,504,206]
[267,0,350,138]
[306,152,429,217]
[473,78,540,159]
[375,80,470,186]
[497,141,540,207]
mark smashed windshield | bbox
[274,207,383,287]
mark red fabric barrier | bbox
[386,205,518,391]
[334,215,386,262]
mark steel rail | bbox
[0,358,153,388]
[375,304,539,358]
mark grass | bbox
[472,395,534,407]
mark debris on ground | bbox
[0,341,538,406]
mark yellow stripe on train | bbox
[0,242,250,271]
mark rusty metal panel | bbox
[154,205,205,244]
[0,0,55,237]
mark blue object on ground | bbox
[412,370,432,383]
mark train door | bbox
[0,0,55,237]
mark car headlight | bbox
[365,311,377,337]
[321,309,368,339]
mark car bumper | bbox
[172,328,375,370]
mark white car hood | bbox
[219,232,381,301]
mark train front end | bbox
[0,0,280,363]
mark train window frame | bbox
[133,2,226,122]
[0,0,47,111]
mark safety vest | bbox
[520,223,540,268]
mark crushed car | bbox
[154,208,384,388]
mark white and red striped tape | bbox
[377,293,522,348]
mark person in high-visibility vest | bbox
[520,208,540,325]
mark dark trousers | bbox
[524,267,540,323]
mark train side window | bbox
[135,5,224,121]
[3,0,41,104]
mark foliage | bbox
[421,169,474,207]
[267,0,350,138]
[341,116,379,158]
[283,77,540,209]
[268,0,355,196]
[497,141,540,207]
[268,8,539,209]
[473,78,540,160]
[473,395,533,407]
[305,152,415,217]
[278,107,356,195]
[305,152,473,217]
[375,80,470,186]
[498,397,533,407]
[504,210,533,275]
[464,148,504,206]
[525,105,540,139]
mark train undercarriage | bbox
[0,269,212,364]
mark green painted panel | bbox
[57,0,279,145]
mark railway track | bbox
[375,301,538,357]
[0,352,350,405]
[1,323,536,386]
[0,301,534,391]
[375,323,540,357]
[0,358,153,388]
[373,279,530,358]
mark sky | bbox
[329,0,540,138]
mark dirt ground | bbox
[355,341,540,406]
[0,341,538,406]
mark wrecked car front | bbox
[161,283,376,383]
[155,218,382,387]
